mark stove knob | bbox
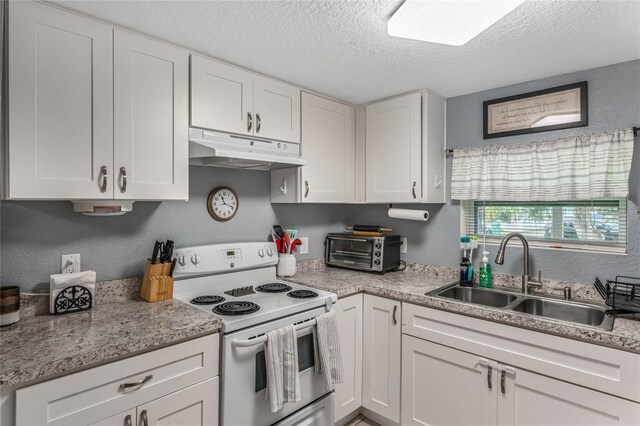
[191,254,201,265]
[178,255,188,266]
[258,249,265,258]
[374,259,381,266]
[267,248,273,257]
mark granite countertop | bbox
[286,265,640,354]
[0,296,221,388]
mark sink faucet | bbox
[495,232,543,294]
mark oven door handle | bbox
[328,237,370,243]
[231,314,323,348]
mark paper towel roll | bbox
[388,208,430,221]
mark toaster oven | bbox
[325,233,401,273]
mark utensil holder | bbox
[277,254,296,277]
[140,259,174,302]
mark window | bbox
[461,199,627,253]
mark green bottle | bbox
[479,251,492,288]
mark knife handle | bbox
[151,241,160,264]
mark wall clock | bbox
[207,187,239,221]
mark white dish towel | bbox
[313,309,344,391]
[265,324,301,413]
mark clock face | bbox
[207,187,239,221]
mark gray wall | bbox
[347,60,640,283]
[1,166,349,291]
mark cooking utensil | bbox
[290,238,302,254]
[151,241,161,264]
[275,239,283,254]
[285,228,298,239]
[273,225,285,239]
[282,232,291,254]
[346,225,392,233]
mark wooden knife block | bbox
[140,259,174,302]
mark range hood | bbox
[189,128,306,170]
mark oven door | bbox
[221,306,333,426]
[327,236,374,270]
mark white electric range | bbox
[173,242,337,426]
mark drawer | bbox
[402,303,640,402]
[16,334,219,426]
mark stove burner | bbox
[287,289,319,299]
[213,301,260,316]
[190,295,225,305]
[256,283,293,293]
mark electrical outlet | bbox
[401,237,408,254]
[61,254,81,274]
[299,237,309,255]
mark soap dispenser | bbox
[479,251,492,288]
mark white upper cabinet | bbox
[300,93,355,203]
[254,76,301,143]
[113,30,189,200]
[6,2,189,201]
[190,55,301,144]
[7,1,114,199]
[421,91,446,203]
[190,55,254,136]
[365,93,422,203]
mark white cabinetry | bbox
[335,294,363,423]
[6,1,189,201]
[15,334,219,426]
[402,336,496,426]
[190,55,301,144]
[271,93,355,203]
[365,93,422,203]
[113,30,189,200]
[7,1,113,199]
[362,295,401,422]
[402,303,640,426]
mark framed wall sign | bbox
[483,81,588,139]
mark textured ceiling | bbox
[50,0,640,104]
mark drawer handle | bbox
[119,374,153,391]
[124,414,132,426]
[392,305,398,325]
[141,410,148,426]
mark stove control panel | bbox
[172,242,278,277]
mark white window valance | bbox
[450,128,635,201]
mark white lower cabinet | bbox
[335,294,363,423]
[15,334,219,426]
[402,336,497,426]
[362,295,401,423]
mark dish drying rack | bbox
[594,276,640,315]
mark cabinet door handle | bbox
[499,365,516,394]
[280,178,287,194]
[124,414,132,426]
[392,305,398,325]
[500,370,506,394]
[140,410,148,426]
[412,181,417,199]
[120,167,127,193]
[256,113,261,133]
[435,174,442,189]
[304,180,309,198]
[100,166,108,193]
[247,112,253,132]
[487,366,492,389]
[119,374,153,391]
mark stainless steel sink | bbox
[428,283,614,330]
[435,285,518,308]
[512,298,611,328]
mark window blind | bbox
[462,199,627,253]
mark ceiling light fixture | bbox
[388,0,526,46]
